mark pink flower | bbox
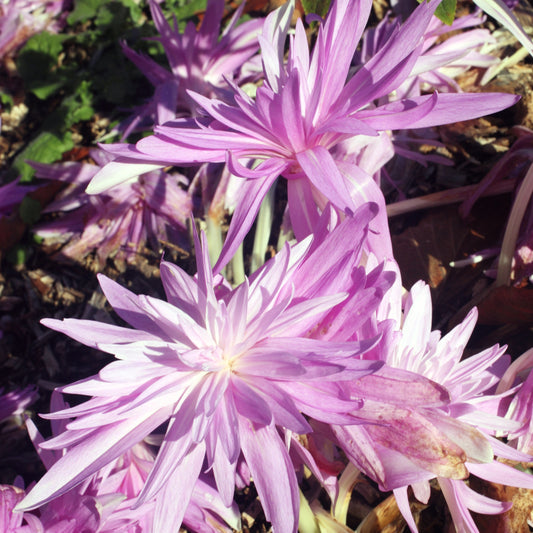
[497,347,533,454]
[18,205,387,533]
[32,149,192,269]
[0,483,42,532]
[335,281,533,532]
[0,0,71,59]
[118,0,263,137]
[15,392,240,532]
[89,0,518,270]
[358,11,497,98]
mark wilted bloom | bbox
[18,204,389,533]
[119,0,263,137]
[334,281,533,532]
[0,0,71,60]
[89,0,518,270]
[33,149,192,269]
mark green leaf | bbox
[67,0,108,24]
[435,0,456,25]
[95,0,143,28]
[61,80,95,125]
[19,196,42,225]
[173,0,206,21]
[32,78,70,100]
[301,0,331,17]
[68,0,143,27]
[418,0,456,25]
[0,92,14,110]
[16,32,70,99]
[12,131,73,183]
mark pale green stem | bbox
[230,242,245,286]
[334,462,361,525]
[496,163,533,286]
[205,215,223,272]
[276,217,294,251]
[251,181,277,273]
[310,502,355,532]
[481,45,529,85]
[473,0,533,55]
[298,488,321,533]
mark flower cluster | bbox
[32,149,192,269]
[89,0,518,267]
[118,0,263,138]
[3,0,533,532]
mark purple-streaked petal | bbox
[296,146,355,212]
[358,92,520,130]
[468,461,533,489]
[41,318,159,349]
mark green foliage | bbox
[158,0,206,23]
[419,0,457,25]
[16,32,70,99]
[435,0,457,25]
[61,81,95,124]
[94,1,144,36]
[0,92,14,110]
[67,0,109,24]
[67,0,143,25]
[13,0,159,181]
[11,0,212,184]
[301,0,331,17]
[173,0,207,22]
[11,78,96,182]
[12,131,74,183]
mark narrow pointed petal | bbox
[17,408,170,511]
[41,318,157,348]
[468,461,533,489]
[213,171,279,275]
[152,442,207,533]
[358,92,520,130]
[238,418,299,533]
[88,158,165,194]
[393,487,419,533]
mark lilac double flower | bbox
[9,1,533,532]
